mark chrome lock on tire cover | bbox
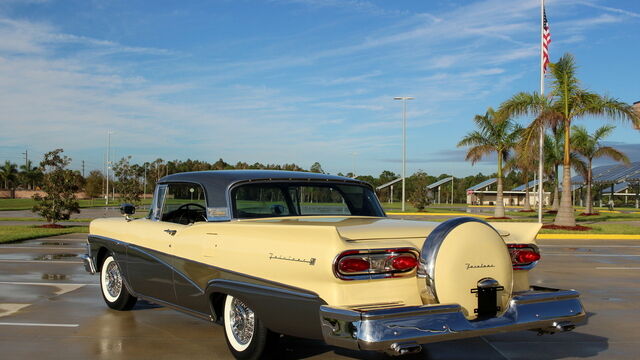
[418,217,513,319]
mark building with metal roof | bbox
[466,178,497,191]
[465,178,550,206]
[512,179,542,192]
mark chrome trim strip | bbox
[418,217,501,302]
[137,293,213,322]
[320,286,586,352]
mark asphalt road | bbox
[0,234,638,359]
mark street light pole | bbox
[394,96,414,212]
[106,131,113,205]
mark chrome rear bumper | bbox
[320,286,586,354]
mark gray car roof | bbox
[157,170,372,220]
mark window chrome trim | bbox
[151,184,168,221]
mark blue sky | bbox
[1,0,638,177]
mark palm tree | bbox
[543,129,564,211]
[500,53,639,226]
[0,161,19,197]
[458,108,522,218]
[19,160,42,190]
[505,147,536,212]
[572,125,629,214]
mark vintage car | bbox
[81,170,585,359]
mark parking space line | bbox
[0,259,82,264]
[0,322,79,328]
[0,281,98,286]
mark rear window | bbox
[232,182,384,219]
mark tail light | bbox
[507,244,541,270]
[334,248,419,280]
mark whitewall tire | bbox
[223,295,277,360]
[99,254,137,310]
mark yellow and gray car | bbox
[82,170,585,359]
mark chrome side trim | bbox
[418,217,501,302]
[320,286,586,352]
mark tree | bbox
[32,149,80,224]
[505,146,536,211]
[543,129,564,211]
[0,161,18,197]
[19,160,43,190]
[500,53,639,226]
[112,156,143,204]
[572,125,629,214]
[408,171,430,211]
[458,108,522,218]
[85,170,105,199]
[310,162,325,174]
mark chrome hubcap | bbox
[105,261,122,298]
[229,298,255,345]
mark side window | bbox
[234,185,290,218]
[160,183,207,224]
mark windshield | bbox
[232,182,385,219]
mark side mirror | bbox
[120,203,135,221]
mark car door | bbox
[161,182,212,314]
[127,184,183,304]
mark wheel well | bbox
[96,247,109,271]
[209,292,226,323]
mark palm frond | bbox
[594,146,630,165]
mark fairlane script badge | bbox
[465,263,495,270]
[269,253,316,266]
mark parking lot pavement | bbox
[0,235,639,359]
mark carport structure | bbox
[375,178,402,204]
[573,162,640,208]
[427,177,453,204]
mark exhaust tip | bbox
[387,342,422,356]
[535,321,576,335]
[554,321,576,332]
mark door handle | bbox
[164,229,177,236]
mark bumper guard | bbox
[80,254,96,274]
[320,286,586,354]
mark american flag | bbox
[542,7,551,73]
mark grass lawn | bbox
[383,203,465,213]
[505,210,640,222]
[0,225,89,244]
[539,223,640,235]
[0,198,152,211]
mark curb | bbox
[536,234,640,240]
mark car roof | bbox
[157,170,372,220]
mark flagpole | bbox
[537,0,545,223]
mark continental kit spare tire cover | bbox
[419,217,513,319]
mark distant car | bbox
[82,170,585,359]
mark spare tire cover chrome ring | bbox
[418,217,501,303]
